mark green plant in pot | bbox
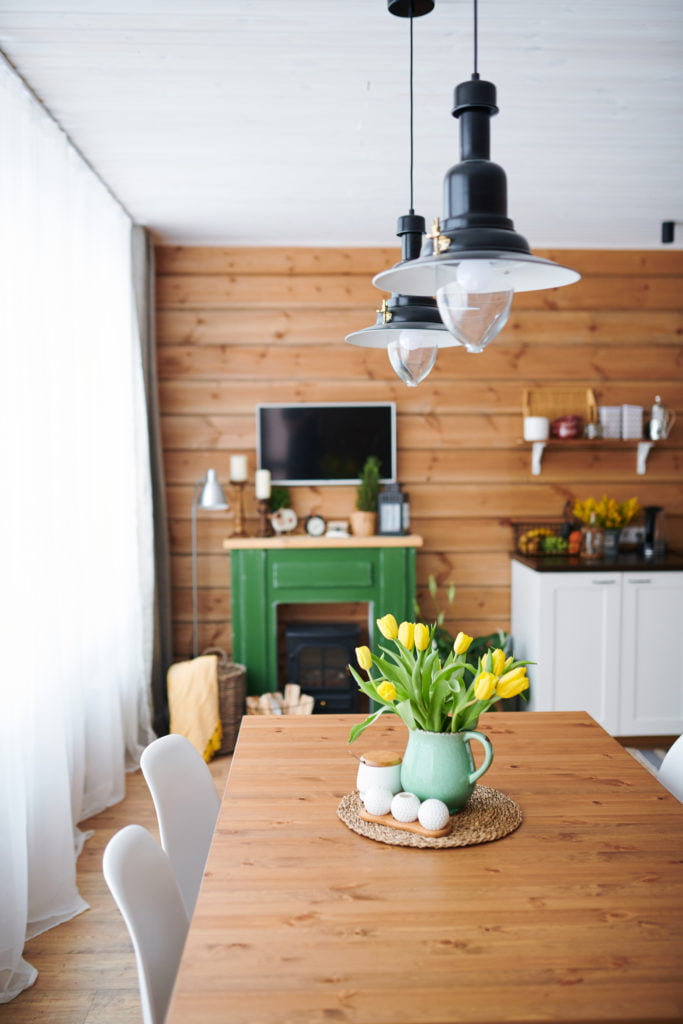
[269,485,291,512]
[350,455,380,537]
[349,613,531,811]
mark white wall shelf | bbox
[523,439,657,476]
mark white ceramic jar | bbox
[523,416,550,441]
[356,749,403,797]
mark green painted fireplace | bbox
[223,535,422,696]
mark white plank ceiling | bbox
[1,0,682,249]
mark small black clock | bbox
[305,514,326,538]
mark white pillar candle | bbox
[229,454,248,482]
[254,468,272,500]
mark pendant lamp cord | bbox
[409,7,415,213]
[472,0,479,78]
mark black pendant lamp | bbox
[345,0,461,388]
[373,0,580,353]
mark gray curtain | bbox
[132,225,173,734]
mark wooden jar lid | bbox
[360,749,403,768]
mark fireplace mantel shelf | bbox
[222,534,423,551]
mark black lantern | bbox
[378,482,408,536]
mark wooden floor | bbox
[3,754,232,1024]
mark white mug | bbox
[523,416,550,441]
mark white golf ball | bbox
[418,798,450,831]
[362,786,394,816]
[390,791,421,823]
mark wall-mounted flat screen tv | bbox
[257,402,396,485]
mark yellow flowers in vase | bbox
[349,613,531,743]
[573,495,640,530]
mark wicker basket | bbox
[201,648,246,755]
[246,684,314,717]
[523,387,597,423]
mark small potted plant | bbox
[268,485,298,534]
[351,455,380,537]
[269,485,291,513]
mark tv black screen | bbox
[257,402,396,485]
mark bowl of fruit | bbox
[515,524,570,555]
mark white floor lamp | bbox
[191,469,228,658]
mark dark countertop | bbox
[511,549,683,572]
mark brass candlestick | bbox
[229,481,248,538]
[256,499,274,538]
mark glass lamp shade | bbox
[436,284,513,353]
[348,309,458,385]
[198,468,228,510]
[436,262,513,353]
[387,330,439,387]
[345,305,462,387]
[438,262,511,354]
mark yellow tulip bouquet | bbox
[348,613,531,743]
[573,495,640,530]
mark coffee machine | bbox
[642,505,666,560]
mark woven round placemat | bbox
[337,787,522,848]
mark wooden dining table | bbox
[166,711,683,1024]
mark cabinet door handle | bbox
[627,578,651,584]
[592,579,616,585]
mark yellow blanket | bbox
[167,654,222,762]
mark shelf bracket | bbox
[636,441,654,475]
[531,441,546,476]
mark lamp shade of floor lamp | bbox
[192,469,228,658]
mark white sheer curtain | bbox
[0,57,155,1001]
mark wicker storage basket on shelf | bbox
[201,648,246,755]
[523,387,598,423]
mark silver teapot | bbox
[648,396,676,440]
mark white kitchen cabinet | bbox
[511,560,683,736]
[620,573,683,734]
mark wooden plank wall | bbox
[156,248,683,662]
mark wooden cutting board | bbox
[359,807,453,838]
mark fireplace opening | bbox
[285,622,362,714]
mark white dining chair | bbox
[658,735,683,802]
[103,824,189,1024]
[140,733,221,916]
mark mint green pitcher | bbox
[400,729,493,812]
